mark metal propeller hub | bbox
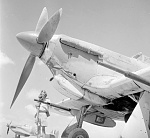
[16,31,44,57]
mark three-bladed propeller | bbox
[10,7,62,108]
[6,121,12,134]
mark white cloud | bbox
[26,89,40,100]
[0,51,14,67]
[25,104,36,116]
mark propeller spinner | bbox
[10,8,62,108]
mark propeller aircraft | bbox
[6,122,59,138]
[10,7,150,138]
[6,122,36,138]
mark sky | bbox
[1,0,150,137]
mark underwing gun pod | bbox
[34,99,71,112]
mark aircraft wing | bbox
[83,65,150,99]
[35,98,117,127]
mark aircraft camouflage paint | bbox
[10,7,150,138]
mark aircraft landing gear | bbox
[68,128,89,138]
[61,106,89,138]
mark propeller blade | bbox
[6,121,12,134]
[37,8,62,43]
[35,7,48,33]
[7,127,9,135]
[10,54,36,108]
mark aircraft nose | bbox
[16,32,36,47]
[16,32,43,56]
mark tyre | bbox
[68,128,89,138]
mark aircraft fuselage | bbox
[40,35,149,100]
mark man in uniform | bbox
[35,90,50,138]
